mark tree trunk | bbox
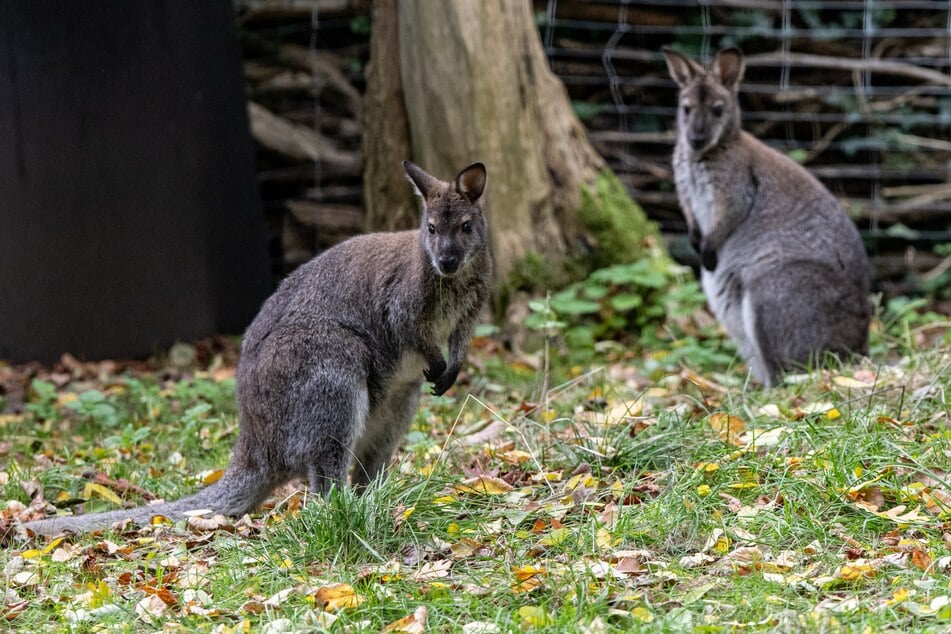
[361,0,416,231]
[363,0,662,296]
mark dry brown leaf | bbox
[707,413,745,446]
[614,557,642,575]
[453,476,513,496]
[135,594,169,624]
[382,606,428,633]
[412,559,452,582]
[186,514,234,533]
[911,549,933,572]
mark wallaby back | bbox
[663,47,871,386]
[23,161,492,536]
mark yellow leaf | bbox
[836,561,876,581]
[698,462,720,473]
[887,588,911,605]
[501,450,532,465]
[713,536,731,554]
[314,583,365,612]
[595,528,614,551]
[0,413,24,425]
[541,409,557,423]
[20,549,41,560]
[826,408,841,420]
[83,482,123,505]
[697,484,711,497]
[727,482,758,490]
[834,376,872,389]
[518,605,553,628]
[418,463,435,477]
[201,469,224,485]
[454,475,513,496]
[512,566,546,594]
[632,606,655,623]
[41,537,64,555]
[57,393,78,406]
[707,413,746,445]
[382,606,428,633]
[433,495,456,505]
[539,527,573,547]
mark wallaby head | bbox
[403,161,488,277]
[663,47,745,155]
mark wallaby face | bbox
[22,161,493,537]
[405,161,488,277]
[664,47,744,155]
[665,47,871,388]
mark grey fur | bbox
[24,161,492,536]
[663,47,871,387]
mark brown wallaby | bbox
[663,47,871,386]
[24,161,492,536]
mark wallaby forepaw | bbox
[424,357,447,383]
[431,367,459,397]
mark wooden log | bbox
[247,101,360,171]
[278,44,363,118]
[286,200,363,233]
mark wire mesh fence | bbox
[236,0,951,297]
[539,0,951,295]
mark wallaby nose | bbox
[438,255,460,274]
[689,135,706,150]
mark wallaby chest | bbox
[674,151,718,236]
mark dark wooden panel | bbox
[0,0,270,362]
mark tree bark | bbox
[363,0,659,291]
[362,0,416,231]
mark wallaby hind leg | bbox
[743,266,856,387]
[282,372,370,497]
[351,382,422,488]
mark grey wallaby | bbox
[663,47,871,386]
[24,161,492,536]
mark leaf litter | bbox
[3,334,951,629]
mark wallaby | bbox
[23,161,492,536]
[663,47,871,386]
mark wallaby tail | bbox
[22,467,271,537]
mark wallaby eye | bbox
[461,221,472,234]
[428,223,436,235]
[683,104,692,115]
[712,105,724,117]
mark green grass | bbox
[3,307,951,632]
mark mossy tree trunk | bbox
[363,0,665,302]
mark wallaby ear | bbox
[402,160,439,199]
[662,47,702,87]
[455,162,487,203]
[712,47,745,91]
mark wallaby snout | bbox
[437,254,461,276]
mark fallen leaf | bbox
[453,476,512,496]
[82,483,122,505]
[412,559,452,582]
[314,583,365,612]
[911,549,933,572]
[707,413,745,446]
[382,606,428,633]
[135,594,169,624]
[462,622,500,634]
[517,605,553,628]
[512,565,546,593]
